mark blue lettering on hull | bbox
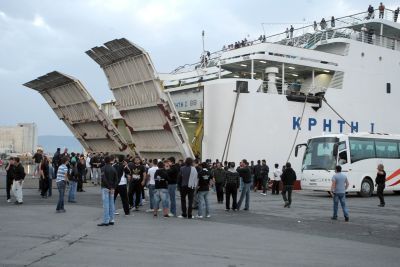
[292,117,375,133]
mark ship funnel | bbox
[265,67,279,94]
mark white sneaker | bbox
[114,212,120,215]
[177,215,184,219]
[206,215,211,218]
[7,199,11,203]
[260,193,266,196]
[196,215,203,219]
[146,209,154,213]
[168,213,174,217]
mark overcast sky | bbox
[1,0,398,136]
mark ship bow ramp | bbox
[86,38,193,160]
[23,71,132,154]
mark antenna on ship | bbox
[202,30,205,53]
[201,30,208,69]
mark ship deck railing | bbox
[170,9,400,75]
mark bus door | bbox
[337,141,349,170]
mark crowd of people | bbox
[4,147,389,226]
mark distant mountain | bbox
[38,135,84,155]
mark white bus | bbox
[295,133,400,197]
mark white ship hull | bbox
[166,37,400,170]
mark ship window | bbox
[386,83,391,94]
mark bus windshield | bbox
[302,137,339,171]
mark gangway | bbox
[86,38,194,160]
[24,71,132,154]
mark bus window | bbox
[302,137,338,170]
[349,138,375,163]
[338,150,347,165]
[337,141,347,165]
[338,142,346,151]
[375,140,399,158]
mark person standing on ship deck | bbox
[379,2,385,19]
[289,25,294,39]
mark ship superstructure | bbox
[24,9,400,168]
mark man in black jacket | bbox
[5,157,15,203]
[52,148,61,180]
[224,162,240,211]
[260,160,270,196]
[253,160,261,192]
[113,155,130,215]
[237,160,252,210]
[166,157,179,217]
[98,156,118,226]
[281,162,297,208]
[129,156,146,211]
[12,157,25,204]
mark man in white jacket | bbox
[272,163,282,195]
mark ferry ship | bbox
[24,8,400,171]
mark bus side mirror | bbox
[295,143,307,157]
[333,143,339,157]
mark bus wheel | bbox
[359,178,373,197]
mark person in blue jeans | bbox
[144,159,158,212]
[153,161,170,217]
[236,160,252,210]
[197,162,212,218]
[68,161,78,203]
[98,156,117,226]
[166,157,179,217]
[331,165,349,222]
[56,157,69,213]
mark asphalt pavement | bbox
[0,175,399,267]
